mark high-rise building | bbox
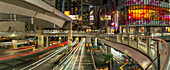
[43,0,64,12]
[64,0,77,15]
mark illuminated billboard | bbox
[90,15,94,20]
[128,5,170,21]
[69,15,79,20]
[64,11,70,17]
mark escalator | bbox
[81,50,93,70]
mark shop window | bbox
[150,27,162,33]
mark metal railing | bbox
[97,33,169,70]
[90,52,97,70]
[78,42,85,70]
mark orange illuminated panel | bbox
[64,11,70,17]
[117,11,120,17]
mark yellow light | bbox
[13,46,18,49]
[89,29,91,32]
[62,45,64,47]
[11,34,15,37]
[79,17,82,20]
[86,44,88,47]
[100,17,104,20]
[122,37,124,40]
[64,11,70,17]
[104,15,108,20]
[89,44,91,47]
[86,29,88,32]
[75,15,79,20]
[132,37,134,40]
[132,44,134,46]
[112,29,114,33]
[76,37,79,41]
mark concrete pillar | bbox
[161,27,164,38]
[46,36,48,47]
[54,24,56,28]
[38,30,44,49]
[10,14,13,21]
[119,26,122,33]
[106,45,112,70]
[94,38,97,47]
[107,27,110,33]
[126,25,129,34]
[146,27,151,36]
[116,10,118,33]
[68,22,72,51]
[14,15,16,21]
[107,46,111,56]
[135,26,139,34]
[110,27,112,34]
[86,37,91,44]
[33,25,37,32]
[31,18,34,24]
[86,37,91,47]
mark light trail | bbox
[0,41,68,61]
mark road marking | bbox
[120,63,127,70]
[113,58,119,63]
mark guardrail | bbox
[97,33,169,70]
[78,42,85,70]
[90,52,97,70]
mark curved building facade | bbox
[116,0,170,35]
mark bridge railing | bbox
[97,34,169,70]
